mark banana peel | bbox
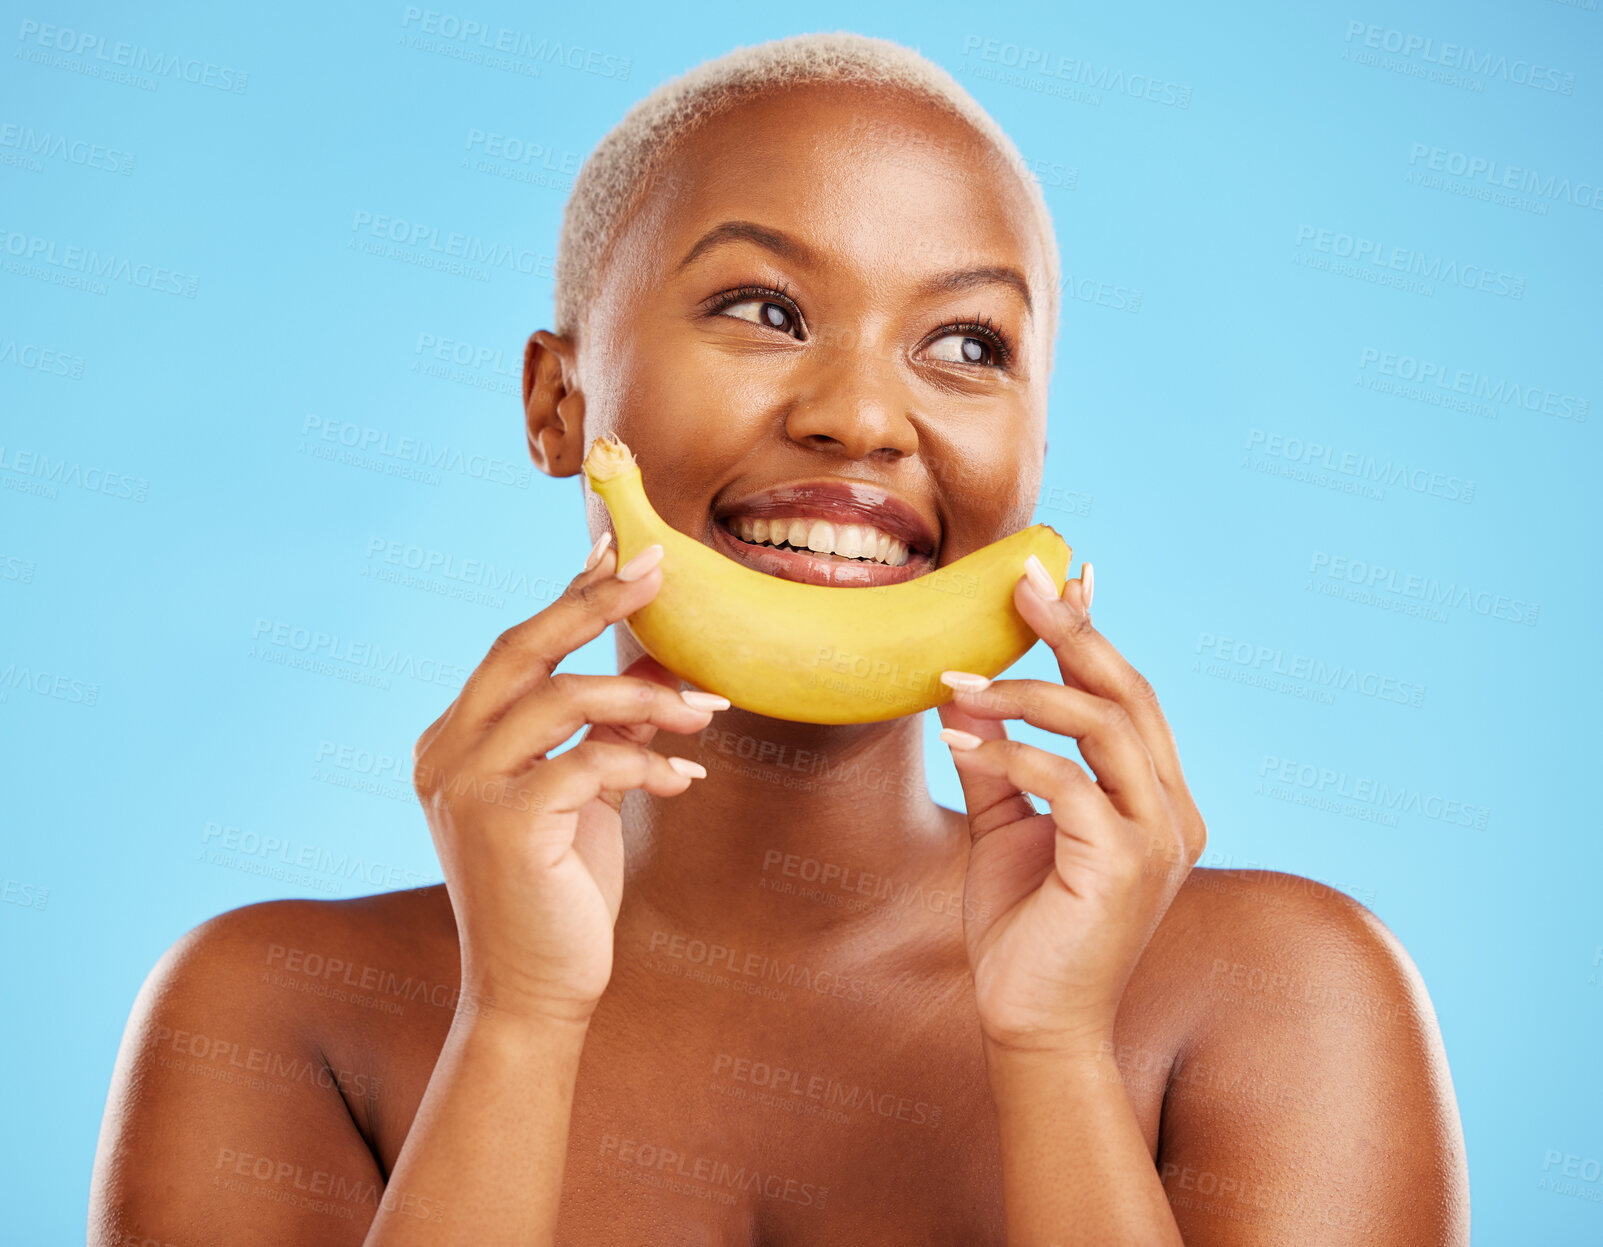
[583,435,1071,724]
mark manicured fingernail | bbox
[583,532,612,572]
[1081,561,1094,610]
[616,543,664,582]
[680,690,730,712]
[940,671,992,693]
[1023,554,1057,601]
[939,728,984,751]
[667,756,707,779]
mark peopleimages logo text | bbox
[15,20,250,93]
[960,35,1192,106]
[1246,430,1473,503]
[301,415,532,488]
[1295,226,1523,298]
[0,124,135,174]
[1358,348,1588,422]
[1308,553,1539,626]
[0,228,197,297]
[1196,633,1426,708]
[1408,144,1602,211]
[399,9,631,79]
[1259,756,1489,829]
[350,212,555,279]
[1343,22,1575,94]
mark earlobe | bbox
[523,330,585,478]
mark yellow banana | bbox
[583,436,1072,725]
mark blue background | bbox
[2,1,1598,1241]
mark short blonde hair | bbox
[553,31,1062,363]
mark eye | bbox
[927,333,996,365]
[724,298,798,334]
[924,317,1013,368]
[704,283,805,339]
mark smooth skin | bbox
[89,82,1470,1245]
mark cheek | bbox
[614,324,786,448]
[941,412,1043,529]
[603,355,751,534]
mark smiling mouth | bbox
[725,515,913,567]
[708,480,940,588]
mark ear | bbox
[524,329,585,478]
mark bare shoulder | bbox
[1160,867,1421,1003]
[182,882,456,972]
[227,885,462,1019]
[1134,869,1470,1245]
[123,885,461,1063]
[1154,867,1454,1086]
[88,886,457,1247]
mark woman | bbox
[89,32,1469,1245]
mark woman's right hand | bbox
[411,536,725,1028]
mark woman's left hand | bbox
[937,559,1208,1054]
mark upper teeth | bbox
[730,516,911,567]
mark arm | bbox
[936,564,1464,1244]
[360,1010,589,1243]
[938,562,1201,1245]
[86,904,598,1245]
[92,540,725,1244]
[981,878,1471,1246]
[376,537,718,1241]
[986,1038,1182,1246]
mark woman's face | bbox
[549,82,1054,586]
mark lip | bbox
[707,482,940,588]
[714,482,939,553]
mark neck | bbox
[621,694,966,953]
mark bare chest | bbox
[557,997,1007,1244]
[358,960,1168,1245]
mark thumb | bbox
[936,701,1034,837]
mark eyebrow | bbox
[916,265,1033,319]
[676,220,818,273]
[676,220,1034,319]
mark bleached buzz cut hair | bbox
[552,31,1062,360]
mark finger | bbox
[469,670,724,774]
[411,544,637,767]
[533,739,703,818]
[936,701,1032,836]
[941,678,1169,828]
[941,735,1118,851]
[1012,565,1188,794]
[582,654,709,816]
[582,653,703,751]
[454,541,667,732]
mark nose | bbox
[783,331,920,461]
